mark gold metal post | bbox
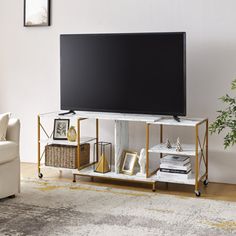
[195,124,199,192]
[37,115,41,176]
[160,124,163,159]
[77,119,81,169]
[206,119,209,180]
[96,119,99,162]
[146,123,150,178]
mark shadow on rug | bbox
[0,179,236,236]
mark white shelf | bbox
[39,110,161,122]
[40,137,96,146]
[72,166,157,183]
[149,143,200,156]
[149,117,206,127]
[40,164,76,171]
[156,170,196,185]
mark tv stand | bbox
[59,110,76,116]
[37,111,208,196]
[173,116,180,122]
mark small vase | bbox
[67,126,77,142]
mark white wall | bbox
[0,0,236,184]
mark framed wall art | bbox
[121,151,138,175]
[24,0,51,27]
[53,119,70,140]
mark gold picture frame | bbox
[121,151,138,175]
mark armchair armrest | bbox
[6,118,20,144]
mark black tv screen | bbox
[60,32,186,116]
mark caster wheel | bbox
[195,191,201,197]
[204,179,209,186]
[152,183,156,192]
[38,173,43,179]
[73,179,76,183]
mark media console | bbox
[38,111,208,196]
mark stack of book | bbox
[157,155,192,180]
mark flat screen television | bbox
[60,32,186,116]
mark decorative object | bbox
[45,143,90,169]
[95,154,110,173]
[94,141,112,173]
[121,151,138,175]
[137,148,146,175]
[67,126,77,142]
[175,137,183,152]
[53,119,70,140]
[210,79,236,148]
[24,0,51,27]
[165,138,172,149]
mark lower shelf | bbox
[72,166,204,186]
[155,171,205,185]
[156,170,196,185]
[72,166,157,183]
[40,165,204,186]
[40,164,76,171]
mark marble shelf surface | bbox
[73,166,157,183]
[40,137,96,146]
[149,143,201,156]
[39,110,161,122]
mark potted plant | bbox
[209,79,236,148]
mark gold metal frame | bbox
[195,119,209,194]
[38,114,208,194]
[37,115,99,180]
[145,119,209,194]
[145,123,160,179]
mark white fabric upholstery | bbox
[0,118,20,199]
[0,141,18,164]
[0,113,10,141]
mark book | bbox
[160,163,191,171]
[161,155,190,165]
[157,170,192,180]
[160,168,191,174]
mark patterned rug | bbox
[0,179,236,236]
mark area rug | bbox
[0,179,236,236]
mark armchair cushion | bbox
[0,141,18,164]
[0,113,10,141]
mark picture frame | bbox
[53,119,70,140]
[24,0,51,27]
[121,151,138,175]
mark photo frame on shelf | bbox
[24,0,51,27]
[121,151,138,175]
[53,119,70,140]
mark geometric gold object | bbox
[67,126,77,142]
[95,154,110,173]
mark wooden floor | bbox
[21,162,236,202]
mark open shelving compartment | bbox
[146,117,209,196]
[37,112,99,177]
[71,112,162,191]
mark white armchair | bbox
[0,118,20,199]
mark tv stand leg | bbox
[73,174,76,183]
[173,116,180,122]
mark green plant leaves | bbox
[210,79,236,149]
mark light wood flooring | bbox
[21,162,236,202]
